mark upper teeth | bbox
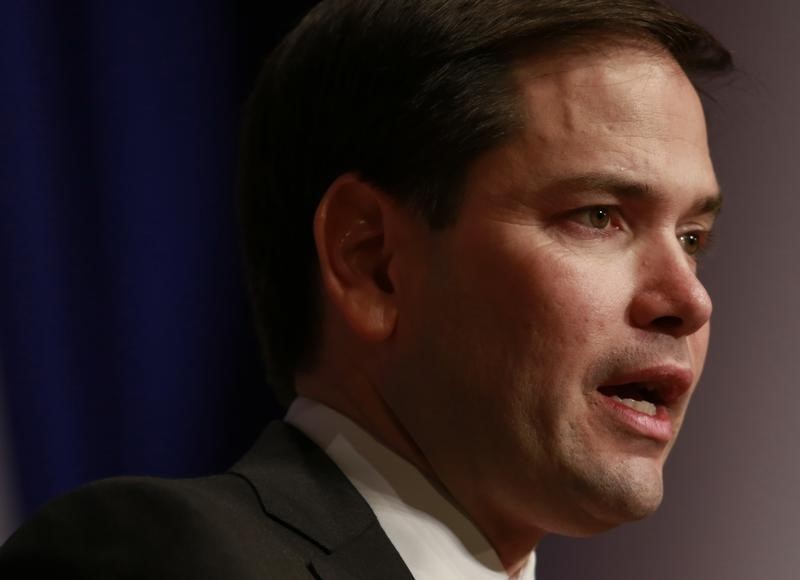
[612,396,657,417]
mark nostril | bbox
[653,315,683,331]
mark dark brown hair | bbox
[238,0,732,400]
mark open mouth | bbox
[597,383,664,417]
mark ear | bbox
[314,173,400,342]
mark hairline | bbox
[421,32,713,229]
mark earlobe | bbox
[314,173,399,342]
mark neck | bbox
[296,371,543,576]
[295,372,436,481]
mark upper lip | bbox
[597,365,694,406]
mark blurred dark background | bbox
[0,0,318,533]
[1,1,798,578]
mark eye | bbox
[587,206,612,229]
[563,205,624,239]
[678,231,707,256]
[678,232,703,256]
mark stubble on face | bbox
[381,39,718,549]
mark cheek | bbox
[462,234,627,352]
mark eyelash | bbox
[572,206,715,258]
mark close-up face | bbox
[382,42,720,538]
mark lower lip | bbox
[599,395,674,442]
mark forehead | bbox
[496,41,719,200]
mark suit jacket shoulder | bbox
[0,422,414,580]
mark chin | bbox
[554,461,666,537]
[603,477,664,523]
[555,495,664,539]
[609,484,664,522]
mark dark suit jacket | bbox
[0,421,415,579]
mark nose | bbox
[628,243,713,338]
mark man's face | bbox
[383,43,719,537]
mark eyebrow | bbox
[545,173,723,217]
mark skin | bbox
[298,40,720,576]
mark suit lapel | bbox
[309,519,415,580]
[229,422,414,580]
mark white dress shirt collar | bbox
[285,397,536,580]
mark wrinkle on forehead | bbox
[505,41,713,190]
[513,41,707,148]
